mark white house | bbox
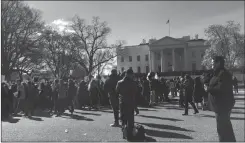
[117,35,209,73]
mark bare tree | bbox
[69,16,125,76]
[41,27,74,78]
[1,1,44,81]
[202,21,244,69]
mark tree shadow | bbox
[137,122,194,132]
[234,98,245,101]
[28,116,43,121]
[164,107,184,111]
[61,112,94,121]
[74,111,101,116]
[2,118,20,123]
[139,108,158,111]
[233,106,245,110]
[201,114,245,120]
[138,115,183,122]
[231,110,245,114]
[98,110,113,113]
[145,136,157,142]
[145,128,193,139]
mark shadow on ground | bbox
[61,113,94,121]
[139,108,158,112]
[201,114,245,120]
[144,128,193,139]
[136,122,194,132]
[2,118,20,123]
[138,115,183,122]
[28,116,43,121]
[74,111,101,116]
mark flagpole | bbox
[169,19,170,37]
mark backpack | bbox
[122,124,146,142]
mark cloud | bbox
[49,19,73,32]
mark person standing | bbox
[104,69,121,127]
[193,77,205,110]
[15,80,27,116]
[67,79,76,115]
[182,75,199,115]
[142,76,150,106]
[56,79,67,117]
[116,69,137,141]
[204,56,236,142]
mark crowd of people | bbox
[1,56,239,142]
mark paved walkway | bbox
[2,91,244,142]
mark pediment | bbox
[151,36,186,46]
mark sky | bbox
[26,1,244,46]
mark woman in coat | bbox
[193,77,205,110]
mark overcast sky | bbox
[26,1,244,46]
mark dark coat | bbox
[116,77,138,106]
[184,78,194,102]
[207,68,235,113]
[104,75,120,95]
[193,83,205,103]
[77,82,89,106]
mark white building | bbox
[117,43,150,73]
[117,36,209,73]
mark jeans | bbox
[215,111,236,142]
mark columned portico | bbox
[150,51,155,72]
[160,50,165,72]
[172,48,175,71]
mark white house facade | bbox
[117,44,150,73]
[117,36,209,73]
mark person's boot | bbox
[194,110,199,114]
[110,121,120,127]
[182,113,188,116]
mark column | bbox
[172,48,175,71]
[150,51,155,72]
[184,47,187,71]
[161,50,164,72]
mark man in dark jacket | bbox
[116,68,137,141]
[104,69,121,127]
[182,74,199,115]
[204,56,236,142]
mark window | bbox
[121,56,124,62]
[146,66,149,73]
[137,67,141,73]
[121,67,124,72]
[145,55,149,61]
[192,51,196,58]
[192,63,196,71]
[129,56,132,62]
[137,55,140,61]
